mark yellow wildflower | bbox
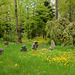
[47,58,48,61]
[15,64,18,67]
[0,61,2,63]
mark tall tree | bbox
[55,0,58,20]
[15,0,22,43]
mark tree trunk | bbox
[15,0,22,43]
[38,32,41,37]
[28,31,30,39]
[43,31,44,39]
[55,0,58,20]
[45,31,46,40]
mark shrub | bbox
[45,20,55,38]
[0,23,6,38]
[62,22,75,46]
[3,30,17,42]
[46,18,75,46]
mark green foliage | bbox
[3,23,17,42]
[24,19,37,39]
[3,33,17,42]
[0,0,75,46]
[47,38,52,45]
[24,0,55,39]
[45,20,55,38]
[46,18,75,46]
[58,0,75,21]
[62,22,75,46]
[0,22,5,38]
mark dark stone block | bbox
[20,45,27,52]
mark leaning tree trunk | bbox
[55,0,58,20]
[15,0,22,43]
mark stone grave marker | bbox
[4,41,9,47]
[0,48,4,54]
[48,46,52,50]
[20,45,27,52]
[51,40,55,47]
[32,41,38,50]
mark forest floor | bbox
[0,38,75,75]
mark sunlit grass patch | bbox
[22,37,48,44]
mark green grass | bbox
[0,41,75,75]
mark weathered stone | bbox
[20,45,27,52]
[32,44,35,49]
[4,41,9,47]
[48,47,52,50]
[34,41,38,44]
[35,44,38,48]
[0,48,4,54]
[51,40,55,47]
[32,41,38,50]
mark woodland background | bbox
[0,0,75,46]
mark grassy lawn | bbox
[0,39,75,75]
